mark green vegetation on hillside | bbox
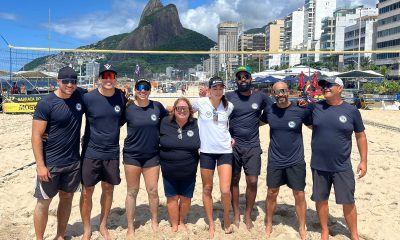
[245,25,267,34]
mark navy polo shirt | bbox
[159,118,200,180]
[123,100,168,160]
[261,102,312,169]
[33,91,84,167]
[309,101,365,172]
[82,89,125,161]
[226,90,273,147]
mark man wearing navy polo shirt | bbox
[32,66,84,240]
[309,77,368,240]
[227,66,273,229]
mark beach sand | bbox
[0,104,399,239]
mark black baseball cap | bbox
[209,76,224,88]
[58,66,77,81]
[99,63,117,76]
[135,78,151,87]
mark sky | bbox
[0,0,378,49]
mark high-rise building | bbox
[376,0,400,79]
[218,22,241,75]
[85,62,100,82]
[265,20,285,69]
[282,7,305,67]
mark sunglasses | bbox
[322,83,339,89]
[175,106,189,113]
[61,79,77,85]
[272,88,288,95]
[100,72,116,80]
[177,128,182,140]
[136,84,151,91]
[213,108,218,122]
[236,73,251,80]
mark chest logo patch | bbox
[251,103,258,110]
[151,114,157,121]
[114,105,121,113]
[76,103,82,111]
[187,130,194,137]
[205,111,212,118]
[288,121,296,128]
[339,115,347,123]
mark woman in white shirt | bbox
[192,76,234,238]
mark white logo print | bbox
[251,103,258,110]
[114,105,121,113]
[339,115,347,123]
[104,64,111,70]
[187,130,194,137]
[151,114,157,121]
[288,121,296,128]
[75,103,82,111]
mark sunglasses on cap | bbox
[236,73,251,80]
[212,108,218,122]
[61,79,77,85]
[322,82,340,89]
[272,88,288,95]
[135,84,151,91]
[175,106,189,113]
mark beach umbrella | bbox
[298,71,305,91]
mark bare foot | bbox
[99,224,111,240]
[224,224,233,234]
[151,220,159,232]
[233,215,240,228]
[178,223,188,232]
[265,223,272,238]
[126,226,135,238]
[81,232,91,240]
[171,225,178,232]
[299,227,307,240]
[208,224,215,239]
[244,216,254,230]
[320,230,329,240]
[55,235,65,240]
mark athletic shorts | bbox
[123,154,160,168]
[34,161,81,200]
[199,153,233,170]
[311,168,355,204]
[81,158,121,187]
[267,162,306,191]
[163,176,196,198]
[232,145,262,176]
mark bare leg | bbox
[99,182,114,240]
[293,190,307,240]
[265,187,279,238]
[231,173,241,227]
[167,196,179,232]
[178,195,192,231]
[143,165,160,232]
[343,203,359,240]
[34,198,52,240]
[244,175,258,230]
[55,191,74,240]
[201,168,215,239]
[80,186,95,240]
[316,201,329,240]
[217,164,233,234]
[124,164,141,237]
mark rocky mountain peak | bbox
[139,0,164,25]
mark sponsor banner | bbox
[3,102,38,113]
[7,94,46,103]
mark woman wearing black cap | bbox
[192,76,234,238]
[123,79,168,236]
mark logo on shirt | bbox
[288,121,296,128]
[205,111,212,118]
[339,115,347,123]
[187,130,194,137]
[114,105,121,113]
[151,114,157,121]
[75,103,82,111]
[251,103,258,110]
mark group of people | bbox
[32,64,367,240]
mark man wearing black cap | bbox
[80,63,126,240]
[308,76,368,240]
[32,66,84,240]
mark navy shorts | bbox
[34,161,81,200]
[267,162,306,191]
[81,158,121,187]
[199,153,233,170]
[232,145,262,176]
[311,168,355,204]
[163,176,196,198]
[123,154,160,168]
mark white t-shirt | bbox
[192,97,234,154]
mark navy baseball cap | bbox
[58,66,77,81]
[99,63,117,76]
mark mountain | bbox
[245,25,267,34]
[23,0,215,76]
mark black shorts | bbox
[232,145,262,176]
[199,153,232,170]
[123,154,160,168]
[81,158,121,187]
[311,168,355,204]
[163,176,196,198]
[34,161,81,200]
[267,162,306,191]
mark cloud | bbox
[0,12,17,21]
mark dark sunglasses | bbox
[136,84,151,91]
[175,106,189,113]
[213,108,218,122]
[236,73,251,80]
[272,88,288,95]
[322,83,339,89]
[61,79,77,85]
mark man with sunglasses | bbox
[261,81,311,239]
[80,63,126,240]
[32,66,84,240]
[308,77,367,240]
[226,66,273,230]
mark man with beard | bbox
[261,81,310,239]
[225,66,273,230]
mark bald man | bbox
[261,82,311,239]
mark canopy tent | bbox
[334,70,383,79]
[254,76,280,83]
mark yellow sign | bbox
[3,102,38,113]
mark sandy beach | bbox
[0,101,399,239]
